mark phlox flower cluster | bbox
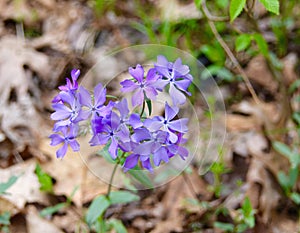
[49,55,193,172]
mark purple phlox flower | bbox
[154,55,193,105]
[59,69,80,93]
[78,83,110,120]
[144,102,188,143]
[51,91,88,131]
[120,65,160,107]
[49,125,80,158]
[115,98,143,130]
[123,153,153,172]
[167,133,189,160]
[89,112,130,159]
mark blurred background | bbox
[0,0,299,232]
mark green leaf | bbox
[146,99,152,116]
[235,34,252,52]
[85,195,110,226]
[253,33,269,57]
[108,219,127,233]
[291,192,300,204]
[258,0,279,14]
[0,176,18,195]
[200,44,225,64]
[289,167,298,187]
[241,197,255,228]
[236,223,249,232]
[293,112,300,125]
[194,0,202,9]
[35,164,53,193]
[273,141,293,159]
[128,168,153,189]
[288,80,300,94]
[40,203,67,217]
[214,221,235,232]
[109,191,140,205]
[0,212,10,225]
[230,0,246,22]
[278,171,291,191]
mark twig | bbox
[201,2,229,22]
[201,0,261,106]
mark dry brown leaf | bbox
[245,55,278,93]
[282,53,298,85]
[157,0,202,22]
[26,206,64,233]
[0,36,50,159]
[246,159,281,223]
[39,137,108,206]
[0,159,48,214]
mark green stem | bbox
[106,162,119,198]
[140,101,145,117]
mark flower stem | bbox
[106,162,119,198]
[140,101,145,117]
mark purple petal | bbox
[142,158,153,172]
[51,104,71,120]
[174,79,191,93]
[164,102,178,121]
[173,58,189,76]
[109,137,118,159]
[132,128,151,142]
[133,141,153,156]
[120,80,138,92]
[71,69,80,81]
[169,83,186,105]
[144,86,157,100]
[49,134,64,146]
[78,86,92,107]
[168,131,178,143]
[69,139,80,151]
[123,154,139,172]
[152,78,169,91]
[94,83,106,107]
[146,68,159,82]
[153,147,169,166]
[168,118,188,133]
[128,64,144,83]
[129,113,143,129]
[132,89,144,107]
[116,98,129,116]
[56,143,68,158]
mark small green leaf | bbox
[0,176,18,195]
[194,0,202,9]
[289,167,298,187]
[108,219,127,233]
[0,212,10,225]
[35,164,53,193]
[241,197,255,228]
[146,99,152,116]
[236,223,249,232]
[291,192,300,204]
[85,195,110,226]
[278,171,290,191]
[214,221,235,231]
[273,141,293,159]
[230,0,246,22]
[258,0,279,14]
[128,168,153,189]
[109,191,140,205]
[40,203,67,217]
[200,44,225,64]
[253,33,269,57]
[289,80,300,94]
[235,34,252,52]
[293,112,300,125]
